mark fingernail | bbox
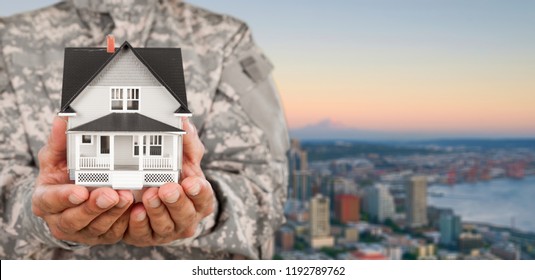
[68,193,85,205]
[149,196,161,208]
[187,182,201,196]
[96,194,116,209]
[136,211,146,222]
[163,188,180,204]
[116,195,130,208]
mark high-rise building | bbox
[329,177,357,212]
[366,184,396,222]
[406,176,428,228]
[439,211,461,247]
[288,139,312,202]
[310,194,335,248]
[335,194,360,224]
[427,206,444,229]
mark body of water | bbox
[428,176,535,233]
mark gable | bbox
[60,42,189,113]
[89,48,161,87]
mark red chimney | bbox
[107,35,115,53]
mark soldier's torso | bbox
[0,0,243,259]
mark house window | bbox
[110,87,139,111]
[100,136,110,154]
[81,135,92,144]
[133,135,162,157]
[111,88,123,110]
[133,137,146,157]
[126,88,139,110]
[148,135,162,156]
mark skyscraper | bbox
[367,184,396,222]
[310,194,335,248]
[288,139,312,202]
[406,176,428,228]
[439,210,461,247]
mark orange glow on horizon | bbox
[274,64,535,136]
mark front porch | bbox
[73,133,181,189]
[75,134,179,171]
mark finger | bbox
[44,214,99,246]
[98,206,131,244]
[38,117,68,169]
[142,187,175,237]
[181,176,214,217]
[32,184,89,215]
[182,117,205,165]
[81,190,133,236]
[123,203,152,246]
[57,188,119,233]
[158,183,197,236]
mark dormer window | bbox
[111,87,139,112]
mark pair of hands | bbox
[32,117,214,247]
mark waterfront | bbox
[428,176,535,233]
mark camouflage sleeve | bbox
[196,23,290,259]
[0,22,80,259]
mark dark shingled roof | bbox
[69,113,184,133]
[60,41,188,113]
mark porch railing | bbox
[143,157,172,169]
[79,157,110,169]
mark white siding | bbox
[89,48,160,87]
[163,135,173,157]
[80,142,96,157]
[69,86,180,128]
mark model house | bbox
[58,36,191,189]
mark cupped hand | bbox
[123,118,215,246]
[32,117,134,245]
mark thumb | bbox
[182,117,205,164]
[39,117,68,168]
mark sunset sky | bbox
[3,1,535,137]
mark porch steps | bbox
[111,171,143,190]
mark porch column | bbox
[75,134,80,170]
[110,135,115,171]
[178,134,182,170]
[138,135,144,171]
[172,134,178,171]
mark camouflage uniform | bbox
[0,0,289,259]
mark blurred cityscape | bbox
[274,139,535,260]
